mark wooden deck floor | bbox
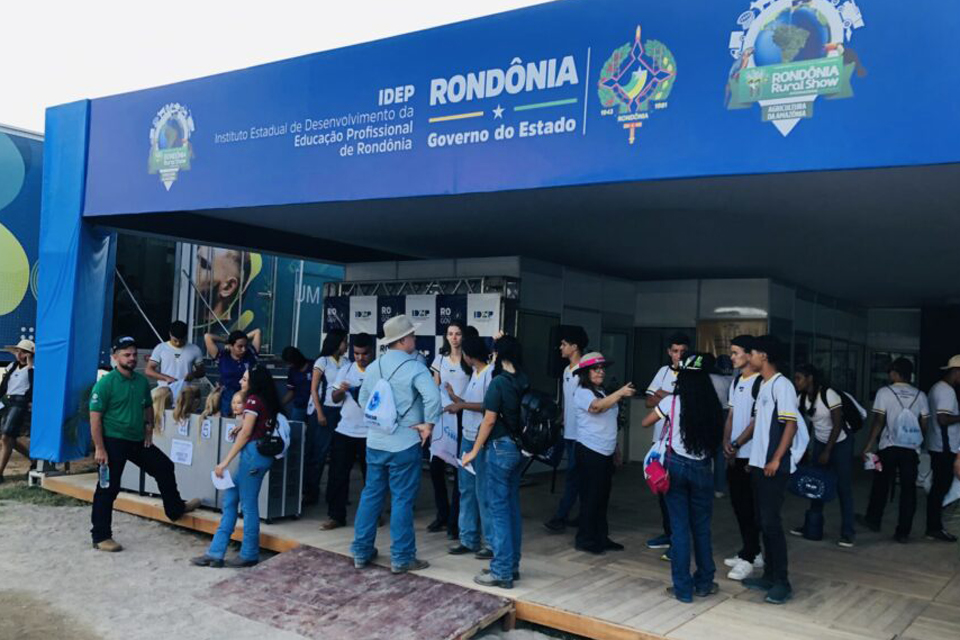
[44,462,960,640]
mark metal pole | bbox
[115,268,164,343]
[181,269,231,335]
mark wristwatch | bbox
[731,440,741,450]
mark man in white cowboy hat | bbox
[351,315,441,574]
[0,339,35,481]
[924,355,960,542]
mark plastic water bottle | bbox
[98,463,110,488]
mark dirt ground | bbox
[0,489,565,640]
[0,590,101,640]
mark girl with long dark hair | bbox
[793,363,855,546]
[304,329,348,504]
[572,352,636,555]
[643,353,724,602]
[428,321,471,537]
[462,335,527,589]
[193,364,283,568]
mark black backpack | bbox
[511,389,561,456]
[799,387,866,434]
[822,387,866,434]
[732,373,763,417]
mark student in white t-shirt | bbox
[721,335,763,581]
[573,352,635,555]
[925,357,960,542]
[642,354,723,603]
[320,333,374,531]
[793,364,855,547]
[146,321,206,388]
[428,321,471,539]
[643,332,689,551]
[743,335,808,605]
[145,321,206,422]
[304,329,348,505]
[544,325,589,534]
[861,358,929,543]
[446,335,495,556]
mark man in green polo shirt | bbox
[90,336,199,552]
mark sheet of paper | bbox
[177,420,189,437]
[456,458,476,476]
[223,421,236,443]
[200,419,212,440]
[170,439,193,466]
[211,468,235,490]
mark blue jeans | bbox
[485,437,523,580]
[809,436,855,539]
[351,443,422,567]
[458,437,491,550]
[664,455,716,600]
[207,442,273,561]
[287,406,307,423]
[303,406,337,501]
[552,439,580,521]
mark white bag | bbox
[274,413,292,459]
[430,419,459,466]
[889,389,923,449]
[363,359,416,435]
[944,477,960,507]
[364,377,401,435]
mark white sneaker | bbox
[727,559,754,581]
[725,553,763,568]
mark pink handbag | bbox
[645,396,675,495]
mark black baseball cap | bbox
[112,336,137,352]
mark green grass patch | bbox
[0,479,86,507]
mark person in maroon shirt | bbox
[192,365,280,568]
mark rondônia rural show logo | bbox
[725,0,867,136]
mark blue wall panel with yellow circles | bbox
[0,129,41,362]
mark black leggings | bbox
[575,443,614,552]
